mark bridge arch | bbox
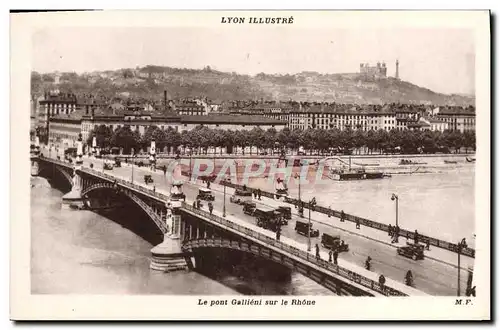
[182,238,359,296]
[82,182,167,234]
[37,162,74,188]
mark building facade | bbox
[436,107,476,133]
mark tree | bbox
[111,125,140,154]
[86,124,113,148]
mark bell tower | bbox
[395,59,400,80]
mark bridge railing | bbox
[182,202,408,297]
[79,168,171,202]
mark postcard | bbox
[10,10,490,320]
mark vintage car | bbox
[197,187,215,201]
[321,233,349,252]
[242,201,257,215]
[230,189,253,204]
[103,162,114,170]
[295,220,320,237]
[397,242,425,260]
[170,181,186,201]
[254,206,282,232]
[144,174,154,184]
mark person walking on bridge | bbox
[388,224,393,237]
[257,189,262,200]
[276,226,281,241]
[315,244,320,260]
[333,249,339,265]
[340,210,345,222]
[328,249,333,263]
[414,230,419,245]
[356,218,360,230]
[208,202,213,215]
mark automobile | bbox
[242,201,257,215]
[103,162,114,170]
[64,147,77,158]
[230,189,253,204]
[276,206,291,224]
[144,174,154,184]
[295,220,320,237]
[321,233,349,252]
[170,181,186,201]
[253,206,282,232]
[197,187,215,201]
[397,242,425,260]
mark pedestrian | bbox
[258,189,262,200]
[254,191,257,199]
[276,227,281,241]
[426,239,430,250]
[315,244,320,260]
[356,218,360,229]
[163,165,167,176]
[192,201,196,209]
[333,249,339,265]
[414,230,419,245]
[328,206,332,218]
[208,202,213,214]
[207,181,211,189]
[379,274,386,287]
[153,186,156,192]
[388,224,393,237]
[340,210,345,222]
[406,231,410,241]
[243,184,247,191]
[328,249,333,262]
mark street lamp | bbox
[457,238,468,296]
[307,197,317,252]
[223,178,227,217]
[131,154,135,183]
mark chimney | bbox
[164,90,167,111]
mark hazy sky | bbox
[32,27,475,95]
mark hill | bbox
[31,66,475,106]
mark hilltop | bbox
[31,66,475,106]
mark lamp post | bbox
[131,155,135,183]
[307,197,317,252]
[391,193,399,228]
[457,238,468,296]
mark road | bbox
[43,150,469,296]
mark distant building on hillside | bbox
[360,62,387,79]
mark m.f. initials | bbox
[455,299,473,306]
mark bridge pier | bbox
[62,134,85,210]
[150,199,188,272]
[30,159,39,176]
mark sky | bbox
[32,27,475,95]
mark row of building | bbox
[32,89,476,148]
[235,102,475,133]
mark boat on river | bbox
[466,157,476,163]
[329,168,386,181]
[444,160,458,164]
[399,159,427,165]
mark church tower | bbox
[395,59,400,80]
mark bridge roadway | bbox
[39,151,461,295]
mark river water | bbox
[30,177,330,295]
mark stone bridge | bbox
[31,155,425,297]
